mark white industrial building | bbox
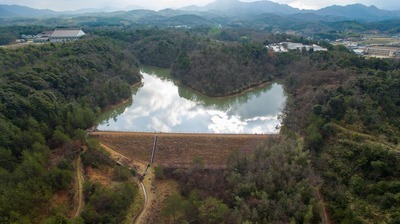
[33,28,85,43]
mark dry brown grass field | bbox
[90,131,279,169]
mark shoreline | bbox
[101,81,142,111]
[94,69,284,134]
[102,98,132,111]
[142,65,278,98]
[181,79,276,99]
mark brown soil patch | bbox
[155,179,179,204]
[51,190,69,208]
[85,166,114,187]
[46,190,73,220]
[50,148,66,167]
[49,142,83,167]
[102,97,131,112]
[90,132,279,169]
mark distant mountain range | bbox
[1,0,400,22]
[182,0,299,15]
[0,4,57,17]
[183,0,400,21]
[314,4,400,21]
[0,4,142,17]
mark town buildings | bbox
[266,42,328,53]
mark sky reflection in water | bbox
[97,68,286,134]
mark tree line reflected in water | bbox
[97,67,286,134]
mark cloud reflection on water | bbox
[98,69,286,134]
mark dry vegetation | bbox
[90,131,282,223]
[90,131,279,169]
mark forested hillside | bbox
[0,37,140,223]
[159,138,321,223]
[0,26,45,45]
[281,48,400,223]
[171,43,275,96]
[93,28,210,68]
[94,28,301,96]
[0,25,399,223]
[112,27,399,222]
[309,67,400,223]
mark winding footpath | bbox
[73,151,84,218]
[71,141,149,222]
[99,143,155,224]
[317,189,331,224]
[132,182,147,223]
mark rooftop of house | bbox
[37,31,54,37]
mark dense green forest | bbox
[95,27,301,96]
[92,28,211,68]
[0,25,399,223]
[171,43,275,96]
[281,49,400,223]
[314,69,400,223]
[80,141,138,224]
[0,26,46,45]
[0,36,140,223]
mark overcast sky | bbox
[1,0,399,11]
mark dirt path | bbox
[316,189,331,224]
[133,182,149,224]
[73,153,84,218]
[100,143,156,224]
[133,182,147,223]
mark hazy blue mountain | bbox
[65,5,143,14]
[0,8,14,17]
[183,0,400,21]
[67,7,120,14]
[157,8,188,17]
[165,14,215,26]
[182,0,300,17]
[0,4,144,18]
[103,9,223,26]
[286,13,348,22]
[0,4,57,17]
[315,4,400,21]
[114,9,161,22]
[1,0,400,23]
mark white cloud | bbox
[208,110,247,133]
[149,117,171,132]
[97,70,285,134]
[287,0,320,9]
[245,115,278,122]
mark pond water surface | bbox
[97,67,286,134]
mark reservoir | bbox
[97,67,286,134]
